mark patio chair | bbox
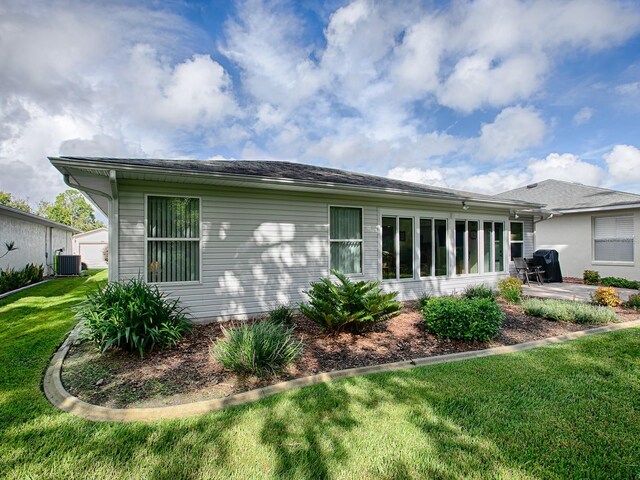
[513,257,544,285]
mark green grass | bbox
[1,271,639,479]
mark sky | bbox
[1,0,640,210]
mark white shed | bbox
[72,227,109,269]
[0,204,79,275]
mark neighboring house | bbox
[49,156,541,322]
[497,179,640,279]
[72,227,109,268]
[0,204,79,274]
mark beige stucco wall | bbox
[535,208,640,279]
[0,213,73,274]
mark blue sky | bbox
[1,0,640,207]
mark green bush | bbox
[77,278,191,357]
[625,293,640,309]
[0,263,44,295]
[498,277,523,303]
[212,321,303,377]
[522,298,617,324]
[591,287,622,307]
[583,270,601,285]
[269,304,295,326]
[422,296,505,341]
[299,270,402,333]
[600,277,640,289]
[463,284,495,300]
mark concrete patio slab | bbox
[523,283,638,302]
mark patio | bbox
[523,283,637,302]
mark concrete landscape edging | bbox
[0,279,51,300]
[43,319,640,423]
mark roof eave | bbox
[49,157,542,210]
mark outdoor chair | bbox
[513,257,544,285]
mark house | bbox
[49,156,542,322]
[496,179,640,279]
[0,204,79,274]
[72,227,109,268]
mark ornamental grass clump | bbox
[422,296,504,341]
[498,277,523,304]
[77,277,191,357]
[299,270,402,333]
[0,263,44,295]
[269,304,295,326]
[522,298,617,324]
[212,320,303,377]
[463,284,495,300]
[591,287,622,307]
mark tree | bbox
[0,191,32,213]
[38,190,105,232]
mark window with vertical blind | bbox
[593,216,634,262]
[147,196,200,283]
[329,206,363,274]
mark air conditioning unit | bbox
[54,255,81,276]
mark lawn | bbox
[1,270,639,479]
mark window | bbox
[420,218,448,277]
[382,216,414,280]
[510,222,524,259]
[330,207,363,274]
[484,221,505,272]
[593,216,634,263]
[147,196,200,283]
[455,220,479,274]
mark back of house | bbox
[50,156,542,322]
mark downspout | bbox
[63,172,118,282]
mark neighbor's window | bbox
[330,206,363,274]
[382,216,414,280]
[510,222,524,259]
[147,196,200,283]
[593,216,634,263]
[455,220,479,274]
[419,218,448,277]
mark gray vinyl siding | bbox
[118,180,512,322]
[508,215,535,277]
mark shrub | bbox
[463,284,495,300]
[422,296,505,341]
[269,304,295,326]
[0,263,44,295]
[299,270,402,333]
[522,298,617,324]
[77,277,191,357]
[583,270,601,285]
[212,321,303,377]
[625,293,640,309]
[591,287,622,307]
[600,277,640,289]
[498,277,523,303]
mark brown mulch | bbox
[563,277,585,284]
[62,300,639,409]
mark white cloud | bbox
[615,81,640,96]
[573,107,594,125]
[528,153,606,185]
[387,167,449,188]
[476,106,546,161]
[605,144,640,183]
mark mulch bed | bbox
[62,300,639,409]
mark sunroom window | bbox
[147,196,200,283]
[455,220,479,274]
[329,206,363,274]
[382,216,414,280]
[419,218,447,277]
[483,221,505,272]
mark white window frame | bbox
[509,221,525,260]
[381,215,416,281]
[483,221,506,273]
[454,219,481,276]
[418,217,448,278]
[328,205,364,276]
[592,214,635,265]
[144,193,202,285]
